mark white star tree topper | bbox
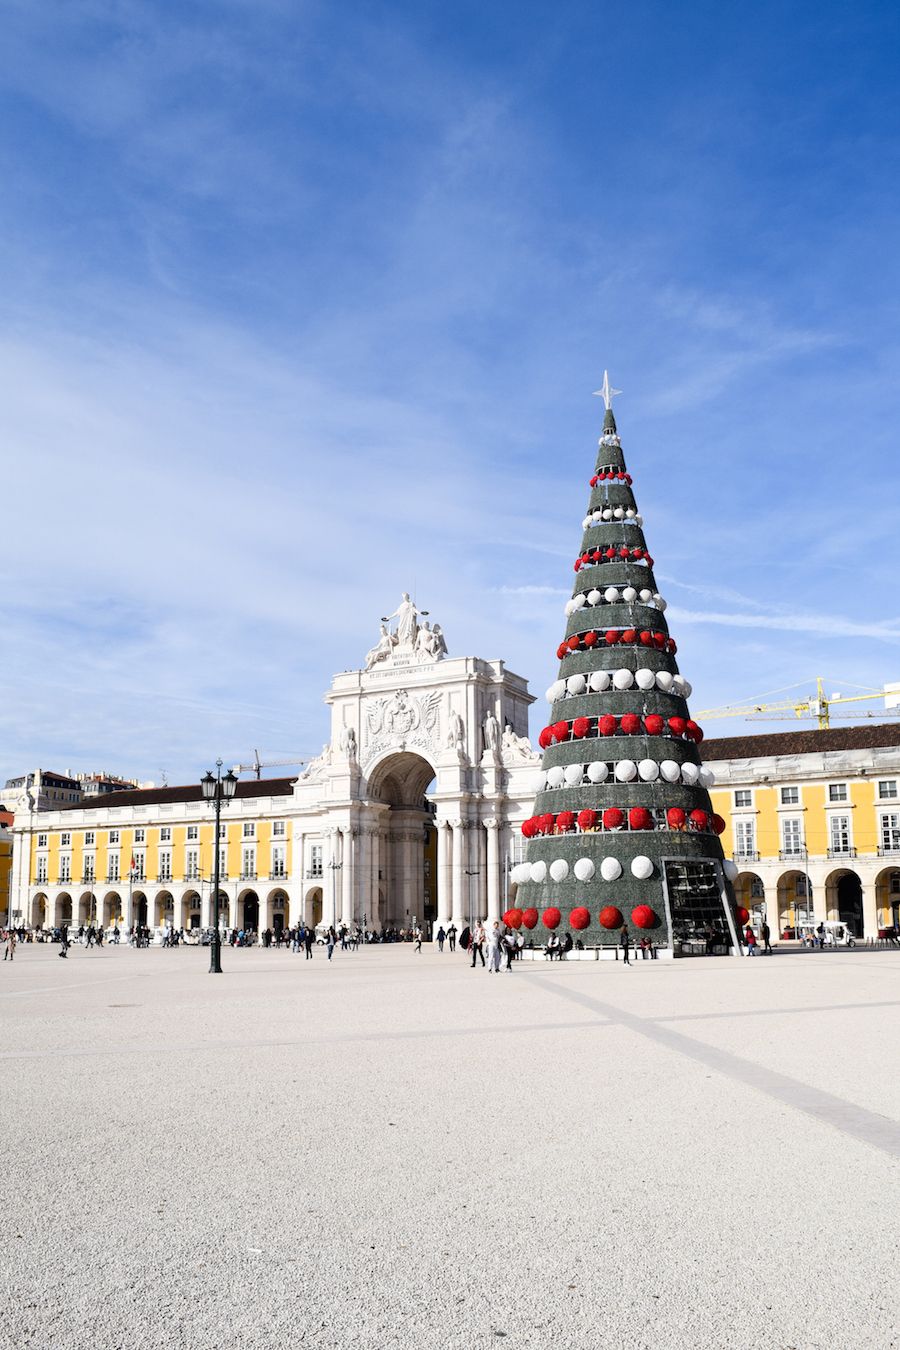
[592,370,622,411]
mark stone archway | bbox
[776,870,812,936]
[826,868,864,937]
[182,890,202,929]
[875,868,900,932]
[734,872,765,915]
[268,889,288,933]
[103,892,123,926]
[365,750,436,931]
[31,893,48,929]
[239,889,259,931]
[304,886,323,927]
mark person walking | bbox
[816,921,827,950]
[619,924,631,965]
[745,925,758,955]
[58,923,69,958]
[414,927,423,953]
[4,929,16,962]
[503,928,516,971]
[436,925,446,953]
[470,922,486,968]
[326,926,337,961]
[487,922,503,972]
[303,925,314,959]
[761,920,772,954]
[447,923,457,953]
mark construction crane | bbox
[697,677,900,731]
[231,750,312,780]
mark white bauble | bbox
[655,671,673,692]
[600,856,622,882]
[582,516,592,530]
[622,586,637,602]
[592,510,603,524]
[635,514,643,525]
[511,863,531,884]
[549,858,569,883]
[530,861,548,883]
[699,767,715,788]
[639,588,653,603]
[635,668,655,690]
[723,860,739,882]
[573,857,595,882]
[614,759,637,783]
[587,589,601,606]
[625,508,636,519]
[531,771,548,794]
[546,679,565,702]
[613,506,625,520]
[563,763,584,786]
[681,679,693,698]
[631,855,654,880]
[681,762,700,785]
[566,673,586,695]
[638,758,660,782]
[653,593,667,612]
[564,599,576,617]
[573,592,586,610]
[587,760,609,783]
[604,586,619,603]
[660,760,681,783]
[589,670,610,692]
[602,507,613,521]
[546,765,565,788]
[613,668,634,690]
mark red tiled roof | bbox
[701,722,900,761]
[54,777,297,812]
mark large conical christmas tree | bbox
[510,375,742,956]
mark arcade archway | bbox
[366,751,437,931]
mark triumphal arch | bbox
[292,594,540,934]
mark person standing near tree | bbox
[761,920,772,954]
[58,923,69,959]
[619,924,631,966]
[3,929,16,962]
[470,922,486,968]
[447,923,457,952]
[436,925,446,952]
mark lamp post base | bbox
[209,933,223,974]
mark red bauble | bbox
[736,906,750,926]
[599,905,624,929]
[556,643,568,660]
[589,475,598,487]
[631,905,658,929]
[570,906,591,931]
[567,635,581,651]
[666,807,686,829]
[605,547,616,559]
[605,629,621,645]
[551,720,569,743]
[502,908,523,929]
[629,806,654,831]
[711,813,726,835]
[522,907,539,930]
[556,811,576,833]
[538,727,552,749]
[583,631,599,647]
[685,720,703,743]
[520,818,534,838]
[639,630,653,646]
[540,813,555,834]
[603,807,624,830]
[620,713,641,735]
[688,809,708,831]
[631,548,642,560]
[667,639,677,654]
[652,632,666,650]
[644,714,664,736]
[577,808,598,831]
[572,716,591,739]
[618,546,630,558]
[668,716,687,737]
[621,628,637,644]
[598,714,617,736]
[542,907,562,930]
[591,551,601,563]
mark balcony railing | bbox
[240,871,257,881]
[778,849,806,861]
[106,873,119,883]
[305,869,323,879]
[733,849,759,862]
[878,844,900,856]
[827,846,856,859]
[270,867,287,880]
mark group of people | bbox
[744,921,774,954]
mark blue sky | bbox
[2,0,900,788]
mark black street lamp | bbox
[201,760,238,974]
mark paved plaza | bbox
[2,944,899,1350]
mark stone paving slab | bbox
[1,944,898,1349]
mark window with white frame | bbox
[60,832,71,847]
[734,819,756,856]
[84,830,95,846]
[36,856,48,883]
[880,813,900,853]
[218,823,227,840]
[242,821,255,839]
[241,846,256,879]
[134,828,146,844]
[108,829,119,844]
[828,784,848,803]
[187,825,199,841]
[158,851,172,882]
[829,814,852,854]
[781,818,803,855]
[59,855,71,883]
[37,833,48,848]
[160,827,171,843]
[272,820,286,837]
[309,844,323,877]
[780,786,799,805]
[185,848,199,880]
[132,851,146,880]
[734,790,752,808]
[107,855,119,882]
[82,855,95,882]
[271,844,286,878]
[878,780,898,800]
[218,846,227,878]
[509,835,527,865]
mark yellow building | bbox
[705,723,900,939]
[0,810,13,930]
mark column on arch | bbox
[341,828,354,928]
[450,819,465,932]
[485,818,501,926]
[356,826,370,929]
[324,829,339,928]
[369,828,381,928]
[435,819,451,937]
